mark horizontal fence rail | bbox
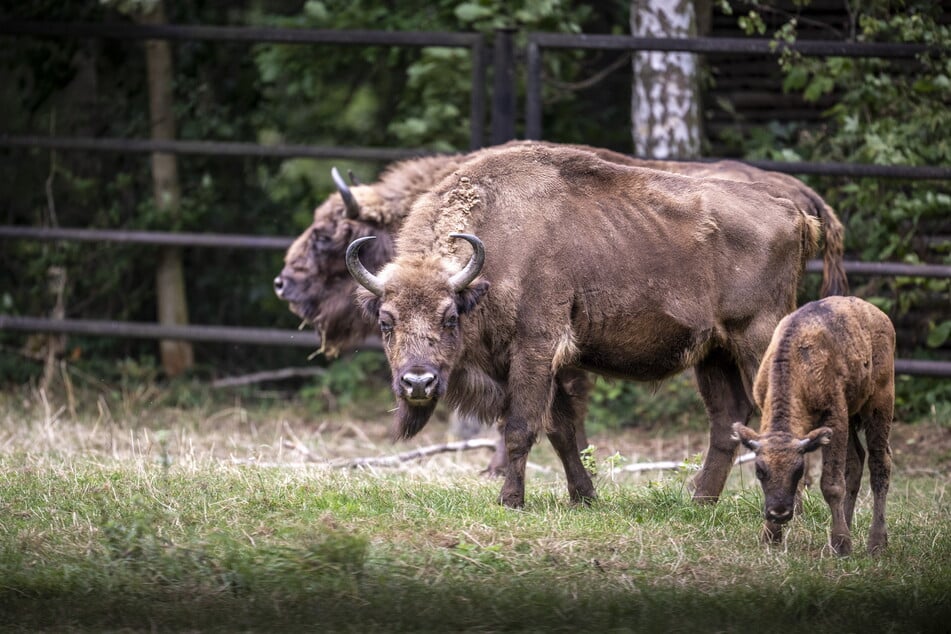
[4,226,951,279]
[0,315,942,377]
[4,134,949,180]
[0,135,434,163]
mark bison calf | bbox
[733,296,895,555]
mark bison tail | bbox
[817,200,849,297]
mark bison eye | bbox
[755,464,768,482]
[379,314,394,334]
[311,233,332,251]
[443,314,458,330]
[792,463,804,482]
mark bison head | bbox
[274,168,393,357]
[733,422,832,525]
[347,233,490,439]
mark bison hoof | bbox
[498,492,525,509]
[867,533,888,556]
[569,491,597,507]
[691,492,720,506]
[830,534,853,556]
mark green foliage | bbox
[722,1,950,420]
[587,372,707,432]
[301,350,393,417]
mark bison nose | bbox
[766,506,793,524]
[400,372,437,401]
[273,275,286,298]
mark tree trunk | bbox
[630,0,702,159]
[138,0,193,376]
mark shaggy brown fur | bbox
[733,296,895,556]
[351,143,831,508]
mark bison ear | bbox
[732,422,761,451]
[798,427,833,454]
[455,279,490,315]
[354,290,382,322]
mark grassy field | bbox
[1,384,949,633]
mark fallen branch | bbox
[212,366,325,388]
[329,438,498,469]
[612,451,755,475]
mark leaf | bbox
[454,3,494,22]
[927,321,951,348]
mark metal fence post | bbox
[491,28,517,145]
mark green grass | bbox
[0,389,949,632]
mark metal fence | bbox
[0,20,948,377]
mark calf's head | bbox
[732,422,832,524]
[347,233,490,439]
[274,168,392,356]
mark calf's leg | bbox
[864,394,893,555]
[843,421,866,529]
[819,418,852,556]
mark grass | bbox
[0,384,949,632]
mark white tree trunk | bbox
[630,0,702,159]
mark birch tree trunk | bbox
[138,0,193,376]
[630,0,702,159]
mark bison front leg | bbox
[692,349,754,503]
[498,414,536,508]
[819,427,853,556]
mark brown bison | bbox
[347,143,847,508]
[732,296,894,555]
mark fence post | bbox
[525,38,542,140]
[491,28,517,145]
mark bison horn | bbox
[348,169,361,186]
[447,233,485,292]
[346,236,385,297]
[332,166,361,219]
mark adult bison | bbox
[347,143,846,508]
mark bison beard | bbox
[394,399,438,440]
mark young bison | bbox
[733,296,895,556]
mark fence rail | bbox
[4,225,951,279]
[1,21,948,378]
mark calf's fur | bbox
[733,296,895,555]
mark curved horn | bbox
[447,233,485,292]
[346,236,384,297]
[332,167,361,219]
[347,169,361,186]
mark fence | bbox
[0,19,949,377]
